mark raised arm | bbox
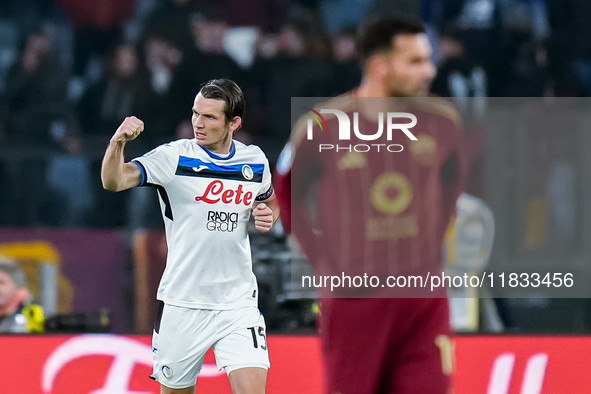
[101,116,144,192]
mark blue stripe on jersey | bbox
[199,141,236,160]
[131,160,147,186]
[178,157,264,174]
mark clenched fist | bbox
[111,116,144,143]
[252,203,274,232]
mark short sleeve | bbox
[255,157,273,202]
[132,142,179,187]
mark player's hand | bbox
[111,116,144,144]
[253,203,274,232]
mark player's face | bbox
[0,272,17,309]
[383,33,436,97]
[192,93,240,153]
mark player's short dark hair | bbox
[199,79,245,122]
[356,17,426,62]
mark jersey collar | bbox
[198,140,236,160]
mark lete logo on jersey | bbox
[196,180,254,206]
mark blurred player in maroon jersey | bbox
[274,17,466,394]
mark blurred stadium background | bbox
[1,0,591,392]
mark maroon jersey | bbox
[275,94,466,393]
[276,95,466,293]
[319,297,453,394]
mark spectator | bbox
[144,0,203,53]
[122,0,161,45]
[44,131,94,227]
[168,12,245,132]
[497,27,547,97]
[500,0,548,41]
[181,11,242,98]
[5,32,67,146]
[54,0,134,77]
[77,44,147,139]
[0,257,44,333]
[431,25,487,98]
[136,34,185,145]
[430,0,503,94]
[330,27,362,95]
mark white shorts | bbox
[151,303,270,389]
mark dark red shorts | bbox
[319,297,452,394]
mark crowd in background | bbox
[0,0,588,228]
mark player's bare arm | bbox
[101,116,144,192]
[253,193,280,233]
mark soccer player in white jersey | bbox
[101,78,279,394]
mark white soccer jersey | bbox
[132,139,274,310]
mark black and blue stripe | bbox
[175,157,264,183]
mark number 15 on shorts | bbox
[248,326,267,350]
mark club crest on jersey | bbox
[195,180,254,206]
[242,165,254,180]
